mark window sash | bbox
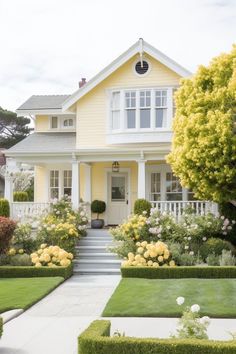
[166,172,182,200]
[51,116,58,129]
[50,170,59,199]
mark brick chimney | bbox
[79,78,86,88]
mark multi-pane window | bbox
[150,173,161,201]
[111,92,120,130]
[63,170,72,197]
[125,91,136,129]
[63,118,74,127]
[140,90,151,128]
[166,172,182,201]
[51,116,58,129]
[50,170,59,199]
[155,90,167,128]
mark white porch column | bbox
[84,163,91,203]
[137,160,146,199]
[4,158,17,203]
[71,158,80,209]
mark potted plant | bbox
[91,200,106,229]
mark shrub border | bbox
[0,264,73,279]
[121,266,236,279]
[78,320,236,354]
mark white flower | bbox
[166,225,171,230]
[56,210,60,215]
[200,316,210,325]
[189,251,194,256]
[142,211,147,215]
[221,215,225,220]
[82,217,87,222]
[223,231,227,235]
[232,220,236,225]
[176,297,185,306]
[146,220,150,224]
[227,226,232,230]
[191,304,200,313]
[184,245,189,250]
[202,237,207,241]
[188,236,191,241]
[80,211,85,216]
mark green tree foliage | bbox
[0,107,32,148]
[168,45,236,203]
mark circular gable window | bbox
[135,60,150,75]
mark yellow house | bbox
[6,39,217,223]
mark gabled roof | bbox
[6,133,76,155]
[62,38,192,111]
[17,95,70,114]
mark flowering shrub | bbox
[30,244,73,267]
[174,297,210,340]
[11,223,36,253]
[36,197,89,253]
[0,217,17,254]
[110,208,236,266]
[122,241,175,268]
[8,247,25,256]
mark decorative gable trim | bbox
[62,39,192,111]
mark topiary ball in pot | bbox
[91,200,106,229]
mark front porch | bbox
[6,157,218,223]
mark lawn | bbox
[102,278,236,318]
[0,277,63,313]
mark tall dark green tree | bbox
[0,107,32,149]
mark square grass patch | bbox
[102,278,236,318]
[0,277,64,313]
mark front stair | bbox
[74,228,121,275]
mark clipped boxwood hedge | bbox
[0,265,73,279]
[78,320,236,354]
[0,317,3,338]
[121,266,236,279]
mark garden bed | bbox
[0,264,73,279]
[78,320,236,354]
[121,266,236,279]
[102,278,236,318]
[0,277,63,313]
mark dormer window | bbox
[63,118,74,127]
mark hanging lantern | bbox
[112,161,120,173]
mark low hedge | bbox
[78,320,236,354]
[0,264,73,279]
[0,317,2,338]
[121,266,236,279]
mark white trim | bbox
[62,39,192,111]
[49,115,76,131]
[132,58,152,77]
[16,109,74,116]
[104,167,131,225]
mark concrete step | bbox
[78,240,114,247]
[86,229,111,236]
[76,246,110,253]
[78,252,119,260]
[74,259,121,270]
[73,268,120,275]
[80,236,112,241]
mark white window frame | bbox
[50,116,58,129]
[49,170,60,199]
[49,116,75,131]
[109,87,176,134]
[62,118,74,129]
[49,169,72,200]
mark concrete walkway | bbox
[1,275,236,354]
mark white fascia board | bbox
[16,109,75,116]
[62,39,192,112]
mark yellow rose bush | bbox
[122,241,175,268]
[31,244,73,267]
[111,214,148,242]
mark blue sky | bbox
[0,0,235,111]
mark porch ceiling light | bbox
[112,161,120,173]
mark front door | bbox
[107,173,128,225]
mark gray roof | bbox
[17,95,71,111]
[7,133,76,154]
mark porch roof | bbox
[17,95,71,112]
[6,133,76,154]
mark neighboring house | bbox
[6,39,217,223]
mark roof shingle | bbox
[17,95,71,111]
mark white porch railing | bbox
[11,202,50,222]
[150,201,219,219]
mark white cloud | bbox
[0,0,235,110]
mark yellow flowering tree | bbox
[168,45,236,204]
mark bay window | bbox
[110,87,174,132]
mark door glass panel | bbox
[111,176,125,201]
